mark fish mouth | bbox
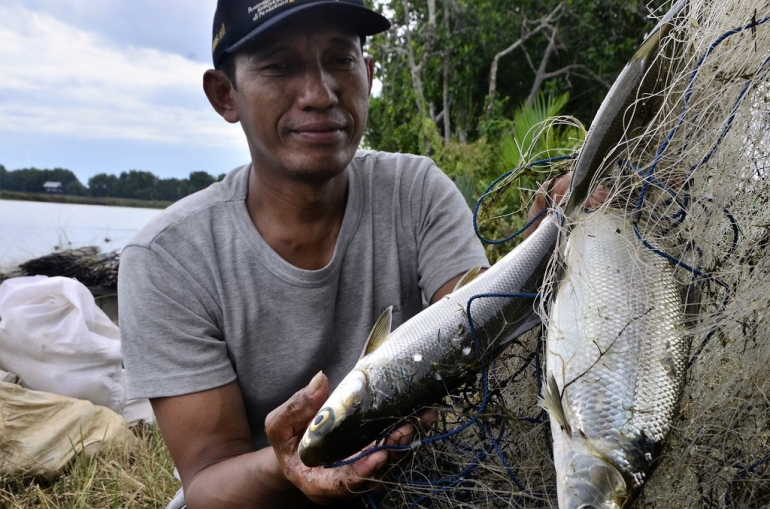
[299,369,370,467]
[562,453,627,509]
[299,406,341,467]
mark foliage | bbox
[430,93,585,263]
[364,0,668,260]
[498,92,577,169]
[365,0,668,150]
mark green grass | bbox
[0,191,171,209]
[0,425,178,508]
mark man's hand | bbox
[524,172,609,237]
[266,372,439,503]
[266,371,389,503]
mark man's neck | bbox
[245,165,348,271]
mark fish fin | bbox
[493,310,541,352]
[360,306,393,358]
[539,375,572,436]
[453,266,483,292]
[630,22,666,63]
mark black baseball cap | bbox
[211,0,391,66]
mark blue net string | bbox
[472,155,575,245]
[628,17,769,366]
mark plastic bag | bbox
[0,381,137,480]
[0,367,17,383]
[0,276,127,413]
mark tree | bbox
[116,170,159,200]
[153,178,185,202]
[0,167,86,195]
[366,0,668,152]
[88,173,120,197]
[187,171,216,194]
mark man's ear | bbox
[203,69,239,124]
[364,55,374,95]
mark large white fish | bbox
[298,213,561,467]
[542,209,689,508]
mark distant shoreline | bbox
[0,190,171,209]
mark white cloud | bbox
[0,4,242,149]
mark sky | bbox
[0,0,253,184]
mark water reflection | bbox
[0,199,161,270]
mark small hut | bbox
[42,181,63,193]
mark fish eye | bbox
[310,409,331,431]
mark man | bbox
[118,1,489,508]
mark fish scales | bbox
[298,213,561,467]
[544,209,688,509]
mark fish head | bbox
[561,453,627,509]
[298,369,373,467]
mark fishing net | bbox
[365,0,770,507]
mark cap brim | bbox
[221,3,390,63]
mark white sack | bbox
[0,368,17,383]
[0,276,126,413]
[0,381,137,480]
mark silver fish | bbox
[542,209,688,509]
[298,213,561,467]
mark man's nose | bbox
[297,66,339,110]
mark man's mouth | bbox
[290,121,347,144]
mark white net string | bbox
[371,1,770,507]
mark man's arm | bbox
[153,374,389,509]
[429,270,487,304]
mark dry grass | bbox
[0,425,178,509]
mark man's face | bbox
[230,12,372,181]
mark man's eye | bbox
[332,57,355,66]
[264,62,293,71]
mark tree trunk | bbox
[401,0,437,153]
[443,58,451,140]
[527,26,558,105]
[486,3,565,114]
[442,0,452,141]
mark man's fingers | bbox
[586,184,610,208]
[302,448,388,504]
[306,409,441,502]
[265,371,328,448]
[525,174,571,237]
[416,408,438,429]
[383,408,439,447]
[385,423,413,447]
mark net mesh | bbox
[369,1,770,507]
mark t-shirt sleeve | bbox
[411,162,490,301]
[118,244,236,400]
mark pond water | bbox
[0,199,162,271]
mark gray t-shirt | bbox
[119,150,489,448]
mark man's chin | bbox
[282,152,354,181]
